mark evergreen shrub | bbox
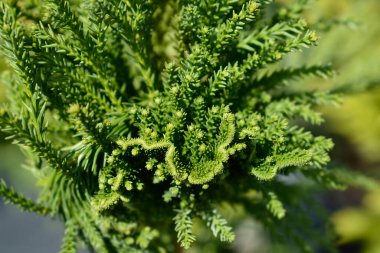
[0,0,356,252]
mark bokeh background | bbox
[0,0,379,252]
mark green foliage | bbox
[283,0,380,164]
[174,207,196,249]
[0,0,350,252]
[59,219,79,253]
[203,209,235,243]
[0,179,49,214]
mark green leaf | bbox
[251,149,311,180]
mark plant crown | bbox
[0,0,345,252]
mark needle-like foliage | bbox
[0,0,348,252]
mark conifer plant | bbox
[0,0,344,252]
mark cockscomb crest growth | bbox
[0,0,343,252]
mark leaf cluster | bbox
[0,0,344,252]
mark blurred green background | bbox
[0,0,379,252]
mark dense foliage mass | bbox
[0,0,347,252]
